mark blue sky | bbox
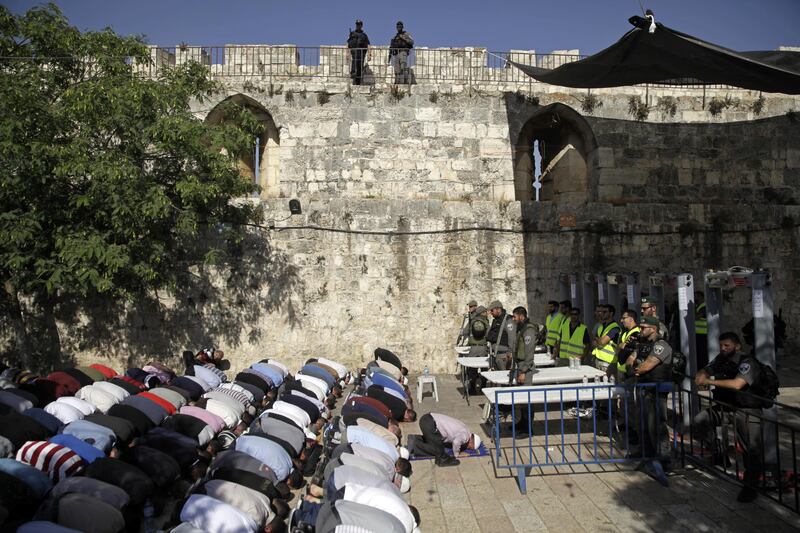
[6,0,799,54]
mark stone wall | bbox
[26,48,800,373]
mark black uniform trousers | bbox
[350,50,366,85]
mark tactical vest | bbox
[592,321,620,363]
[695,303,707,335]
[515,323,538,361]
[637,340,673,383]
[616,326,640,372]
[559,322,588,359]
[545,312,565,347]
[468,316,489,346]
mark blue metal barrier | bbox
[491,382,677,493]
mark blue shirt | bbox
[345,425,398,461]
[299,365,335,389]
[370,373,406,398]
[61,419,117,452]
[23,407,64,434]
[235,435,293,482]
[250,363,283,387]
[0,457,53,498]
[49,433,106,464]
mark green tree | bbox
[0,4,264,369]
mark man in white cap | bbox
[407,412,481,467]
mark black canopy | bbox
[511,16,800,94]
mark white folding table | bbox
[480,365,605,386]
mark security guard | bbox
[511,306,539,383]
[457,299,478,346]
[626,316,673,485]
[486,300,514,371]
[694,291,708,369]
[613,309,641,381]
[467,306,489,357]
[640,296,669,341]
[465,306,490,394]
[544,300,565,356]
[555,307,590,367]
[591,304,620,372]
[692,332,770,503]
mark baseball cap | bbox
[355,19,363,24]
[488,300,503,310]
[467,299,477,307]
[398,446,410,460]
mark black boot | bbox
[435,455,460,467]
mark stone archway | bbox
[513,103,598,203]
[206,94,281,198]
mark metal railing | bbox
[675,383,800,515]
[126,46,586,85]
[491,381,800,514]
[2,45,745,90]
[491,382,677,493]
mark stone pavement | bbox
[401,372,800,533]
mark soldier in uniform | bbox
[389,21,414,84]
[511,307,539,385]
[640,296,669,341]
[456,299,478,346]
[465,306,490,394]
[626,316,673,485]
[692,332,770,503]
[509,306,539,435]
[486,300,514,371]
[347,20,371,85]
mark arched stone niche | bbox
[513,103,598,203]
[206,94,281,198]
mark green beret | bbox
[640,316,660,326]
[641,296,657,304]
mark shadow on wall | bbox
[57,229,304,369]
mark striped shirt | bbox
[16,440,85,481]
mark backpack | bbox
[471,319,487,340]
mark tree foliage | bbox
[0,4,264,368]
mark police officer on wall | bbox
[625,315,673,485]
[486,300,514,371]
[347,19,371,85]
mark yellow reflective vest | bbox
[695,303,707,335]
[559,322,588,359]
[545,312,565,347]
[592,321,620,363]
[616,326,641,372]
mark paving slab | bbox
[403,371,800,532]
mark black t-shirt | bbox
[366,385,406,420]
[0,410,51,448]
[84,413,135,444]
[85,457,154,506]
[161,413,208,441]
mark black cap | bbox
[355,19,363,25]
[397,20,404,25]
